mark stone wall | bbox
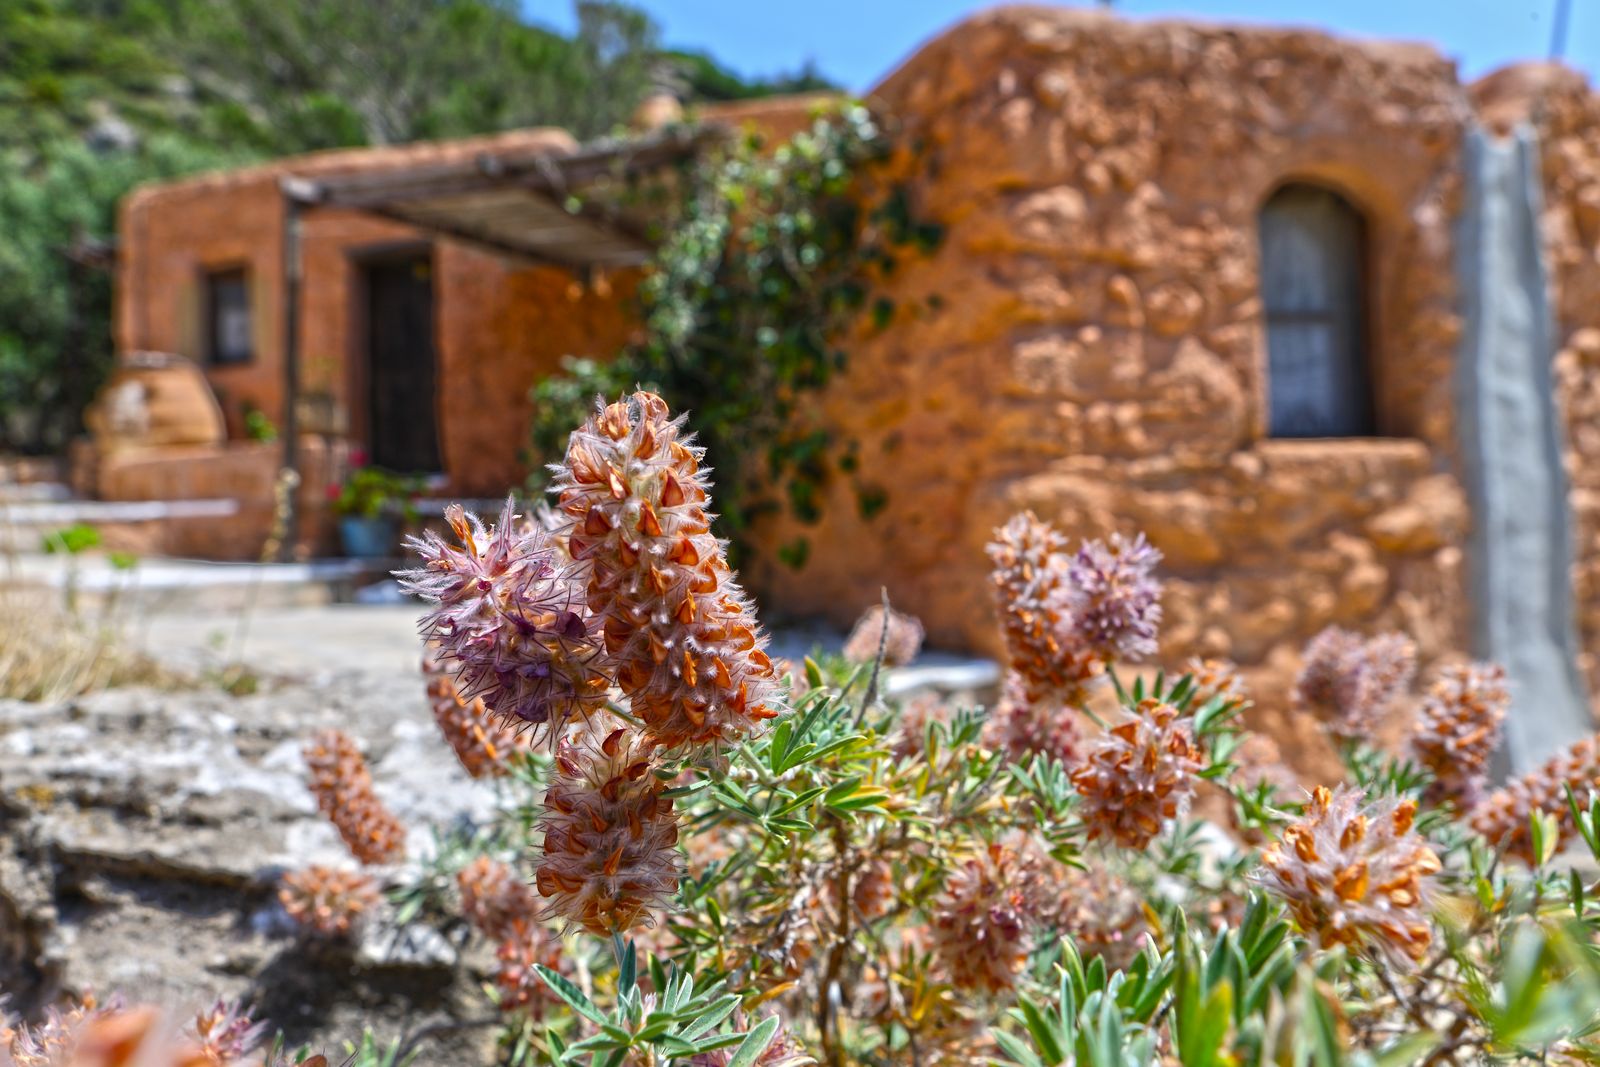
[1473,66,1600,715]
[748,8,1474,760]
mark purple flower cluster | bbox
[1293,626,1416,741]
[987,513,1167,740]
[1065,532,1163,662]
[398,498,610,740]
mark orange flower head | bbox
[928,836,1042,994]
[1409,661,1508,808]
[302,729,406,865]
[424,655,528,779]
[1472,731,1600,864]
[987,512,1101,708]
[1256,785,1440,961]
[458,856,539,942]
[555,392,781,751]
[278,865,381,939]
[535,714,683,934]
[1071,699,1203,850]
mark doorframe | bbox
[346,240,440,471]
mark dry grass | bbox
[0,586,183,701]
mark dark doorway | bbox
[362,253,441,472]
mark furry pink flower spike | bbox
[303,729,406,865]
[1409,661,1508,808]
[555,391,780,750]
[458,856,539,942]
[495,919,567,1019]
[399,499,610,742]
[535,713,683,934]
[423,655,527,778]
[929,837,1041,994]
[1293,627,1416,742]
[1066,531,1163,662]
[987,512,1100,708]
[1472,731,1600,864]
[983,671,1080,765]
[842,604,925,668]
[278,865,381,939]
[1257,785,1440,962]
[1071,699,1204,849]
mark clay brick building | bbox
[106,7,1600,768]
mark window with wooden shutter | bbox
[204,266,254,366]
[1258,184,1374,438]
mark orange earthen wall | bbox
[116,148,638,501]
[746,9,1473,762]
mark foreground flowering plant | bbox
[22,392,1600,1066]
[373,397,1600,1066]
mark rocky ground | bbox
[0,605,506,1060]
[0,601,997,1061]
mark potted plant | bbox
[331,466,419,559]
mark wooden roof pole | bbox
[277,178,316,562]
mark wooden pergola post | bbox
[277,178,315,562]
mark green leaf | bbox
[1530,809,1561,867]
[993,1029,1048,1067]
[532,965,606,1026]
[680,995,741,1040]
[682,1032,747,1055]
[648,954,668,998]
[726,1016,780,1067]
[617,936,637,993]
[1017,995,1065,1065]
[1300,982,1344,1067]
[803,656,824,690]
[1371,1032,1438,1066]
[770,786,827,816]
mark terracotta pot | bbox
[85,351,226,453]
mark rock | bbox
[0,668,501,1057]
[1365,475,1469,554]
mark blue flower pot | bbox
[338,515,398,559]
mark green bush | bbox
[528,104,941,567]
[333,467,422,522]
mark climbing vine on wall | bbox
[527,103,941,567]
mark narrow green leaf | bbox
[992,1029,1047,1067]
[532,965,606,1026]
[618,937,637,993]
[1371,1032,1438,1067]
[726,1016,780,1067]
[1017,995,1065,1065]
[681,995,741,1040]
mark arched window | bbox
[1258,184,1374,437]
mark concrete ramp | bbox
[1458,124,1592,772]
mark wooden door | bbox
[364,254,441,472]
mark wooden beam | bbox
[280,124,716,269]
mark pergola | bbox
[270,124,718,558]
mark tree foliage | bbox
[136,0,661,151]
[528,104,942,567]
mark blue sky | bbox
[530,0,1595,90]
